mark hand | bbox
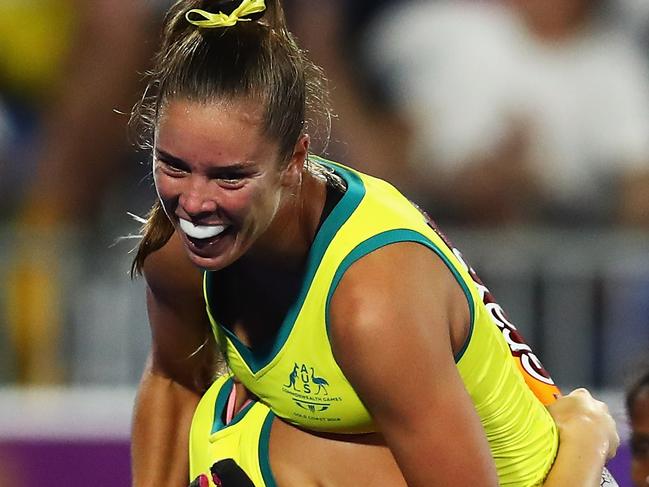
[548,388,620,461]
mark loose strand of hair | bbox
[130,201,175,278]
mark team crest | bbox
[282,363,342,417]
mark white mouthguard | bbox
[179,218,226,240]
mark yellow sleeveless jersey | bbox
[204,158,559,486]
[189,374,276,487]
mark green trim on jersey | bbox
[323,228,475,362]
[210,375,233,434]
[204,159,559,486]
[207,375,257,434]
[190,374,278,487]
[204,159,366,374]
[258,413,277,487]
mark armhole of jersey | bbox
[258,412,279,487]
[324,229,476,363]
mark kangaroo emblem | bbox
[284,363,299,390]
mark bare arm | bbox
[327,242,620,487]
[329,242,498,487]
[132,233,218,487]
[544,389,619,487]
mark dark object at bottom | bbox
[188,458,255,487]
[210,458,256,487]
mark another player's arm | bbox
[544,389,620,487]
[329,242,499,487]
[132,233,218,487]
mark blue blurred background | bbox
[1,0,648,485]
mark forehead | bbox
[155,97,276,164]
[158,97,264,135]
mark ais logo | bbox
[283,363,338,413]
[284,363,330,395]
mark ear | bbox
[281,134,310,187]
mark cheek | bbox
[153,170,182,215]
[153,168,170,197]
[252,184,282,219]
[153,166,185,197]
[221,188,252,212]
[226,184,280,219]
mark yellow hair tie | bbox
[186,0,266,28]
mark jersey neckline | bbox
[205,158,366,374]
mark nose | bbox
[179,175,219,216]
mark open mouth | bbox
[178,218,233,254]
[179,218,227,240]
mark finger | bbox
[609,430,620,459]
[605,416,620,459]
[569,387,591,398]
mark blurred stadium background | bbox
[1,0,648,485]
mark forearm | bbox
[132,365,201,487]
[543,437,607,487]
[544,389,618,487]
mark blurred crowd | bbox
[294,0,649,227]
[0,0,648,387]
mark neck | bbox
[237,170,326,274]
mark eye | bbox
[157,158,188,177]
[216,172,248,188]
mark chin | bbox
[185,252,230,271]
[176,226,240,270]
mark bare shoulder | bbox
[326,242,498,485]
[328,241,469,352]
[142,231,204,303]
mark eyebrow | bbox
[154,148,257,172]
[154,149,189,169]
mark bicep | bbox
[329,242,498,487]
